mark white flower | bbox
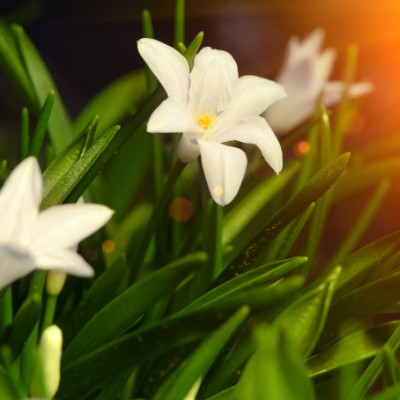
[138,39,286,206]
[263,28,374,134]
[0,157,114,289]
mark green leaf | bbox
[382,345,400,396]
[0,18,36,107]
[367,383,400,400]
[274,266,341,358]
[19,107,29,161]
[155,307,250,400]
[0,364,20,400]
[12,24,73,154]
[329,178,391,269]
[28,90,55,158]
[346,324,400,400]
[211,152,350,289]
[317,270,400,351]
[57,277,301,400]
[333,156,400,205]
[62,252,208,366]
[42,115,99,199]
[72,69,146,139]
[181,257,307,315]
[307,321,400,383]
[0,348,26,400]
[222,161,300,245]
[63,254,127,348]
[234,324,315,400]
[40,125,120,210]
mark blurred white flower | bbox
[263,28,374,134]
[138,39,286,206]
[0,157,114,289]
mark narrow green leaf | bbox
[382,345,400,396]
[57,277,301,400]
[333,156,400,205]
[158,307,249,400]
[12,24,73,153]
[211,153,350,289]
[222,161,300,245]
[0,345,27,399]
[0,363,21,400]
[19,107,29,161]
[63,254,127,348]
[307,321,400,383]
[72,70,146,139]
[182,257,307,315]
[42,115,99,199]
[275,266,341,358]
[0,160,6,181]
[276,203,315,260]
[28,90,55,158]
[367,383,400,400]
[346,324,400,400]
[329,178,391,269]
[40,125,120,209]
[317,270,400,351]
[4,293,41,361]
[62,252,208,365]
[0,287,12,338]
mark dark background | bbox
[1,0,400,258]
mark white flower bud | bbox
[46,271,67,296]
[40,325,63,398]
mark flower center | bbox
[196,114,214,131]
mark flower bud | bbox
[46,271,67,296]
[40,325,63,398]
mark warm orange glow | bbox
[343,110,366,136]
[169,197,194,222]
[102,240,116,254]
[294,140,310,157]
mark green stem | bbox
[41,294,57,332]
[174,0,185,48]
[0,287,12,337]
[20,269,46,386]
[19,107,29,161]
[129,160,186,284]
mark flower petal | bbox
[177,132,202,163]
[298,28,326,58]
[0,157,42,247]
[324,80,375,107]
[30,204,114,251]
[213,76,286,133]
[137,38,189,104]
[147,97,203,134]
[314,48,336,87]
[198,140,247,206]
[32,249,94,277]
[187,47,238,116]
[211,116,282,174]
[0,244,35,288]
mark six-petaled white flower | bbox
[138,38,286,206]
[263,28,374,134]
[0,156,114,289]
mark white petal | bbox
[147,97,203,134]
[30,204,114,251]
[198,140,247,206]
[0,244,35,289]
[211,116,282,174]
[177,132,202,163]
[0,157,42,247]
[314,48,336,87]
[187,47,238,116]
[324,80,375,107]
[213,76,286,133]
[299,28,326,58]
[32,249,94,277]
[137,38,189,104]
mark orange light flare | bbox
[293,140,311,157]
[169,197,194,222]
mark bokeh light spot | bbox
[169,197,194,222]
[102,240,115,254]
[294,140,310,157]
[214,186,224,196]
[86,249,97,261]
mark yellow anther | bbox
[196,114,214,131]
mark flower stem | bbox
[41,294,57,332]
[129,159,186,284]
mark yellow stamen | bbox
[196,114,214,130]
